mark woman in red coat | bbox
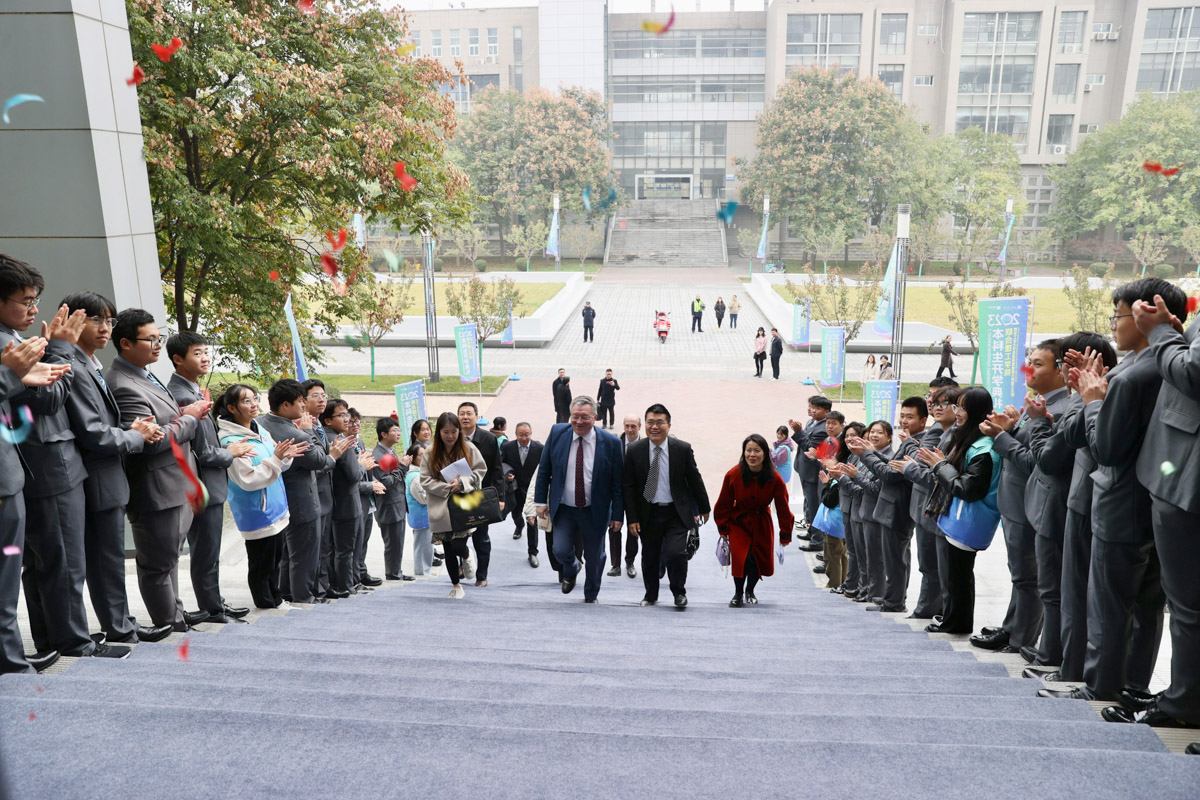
[714,433,795,607]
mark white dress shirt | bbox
[562,426,597,507]
[647,440,671,503]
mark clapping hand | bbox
[916,447,946,467]
[227,440,256,458]
[1132,295,1181,336]
[43,305,88,345]
[897,427,910,442]
[295,412,315,431]
[329,434,353,459]
[818,469,830,484]
[846,435,871,455]
[372,480,386,495]
[131,416,161,443]
[181,399,212,419]
[888,459,907,474]
[357,450,377,470]
[1076,370,1109,404]
[399,454,413,467]
[838,462,859,478]
[1025,396,1050,420]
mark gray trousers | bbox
[0,493,32,674]
[128,505,187,628]
[332,515,359,593]
[1033,526,1066,667]
[1000,516,1042,648]
[913,524,943,617]
[380,519,407,579]
[317,512,333,595]
[282,517,320,604]
[860,520,886,601]
[186,502,225,613]
[842,516,861,593]
[1084,533,1164,698]
[1059,509,1093,681]
[881,521,914,610]
[801,480,822,544]
[24,484,93,656]
[1151,497,1200,724]
[84,505,136,639]
[412,527,433,575]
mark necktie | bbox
[314,426,327,446]
[147,371,170,397]
[520,446,527,465]
[574,436,586,507]
[95,369,108,391]
[644,446,661,502]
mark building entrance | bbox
[636,174,692,200]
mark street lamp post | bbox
[891,204,911,382]
[421,229,440,383]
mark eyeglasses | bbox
[949,404,963,414]
[86,316,117,328]
[332,413,350,420]
[5,296,39,310]
[1109,314,1133,327]
[307,393,327,401]
[569,415,594,423]
[237,398,257,406]
[645,420,669,429]
[136,336,164,347]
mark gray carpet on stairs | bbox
[3,522,1198,798]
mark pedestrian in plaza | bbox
[691,294,705,333]
[938,336,959,379]
[597,368,620,429]
[714,433,795,608]
[419,411,487,599]
[552,368,571,423]
[769,327,784,380]
[861,354,877,385]
[878,356,896,380]
[372,417,414,582]
[753,327,767,377]
[714,297,726,329]
[582,301,596,343]
[728,295,741,329]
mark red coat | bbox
[713,466,795,578]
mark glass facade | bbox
[878,64,904,102]
[1046,114,1073,148]
[880,14,907,55]
[611,29,766,59]
[1058,11,1086,52]
[785,14,862,74]
[513,26,524,92]
[956,12,1041,152]
[612,75,765,103]
[1051,63,1080,103]
[1137,7,1200,94]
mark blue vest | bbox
[220,430,288,533]
[404,471,429,529]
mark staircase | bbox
[2,527,1197,798]
[606,198,728,268]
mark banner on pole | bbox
[872,241,899,338]
[454,323,480,384]
[997,213,1017,264]
[863,380,900,426]
[791,298,810,346]
[545,210,559,258]
[978,297,1031,409]
[755,215,769,260]
[820,326,845,388]
[393,379,426,439]
[283,294,307,381]
[500,301,514,345]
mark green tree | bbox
[861,228,895,267]
[559,224,604,269]
[451,225,491,271]
[444,276,524,374]
[1127,231,1170,276]
[451,88,523,258]
[800,222,849,271]
[349,270,414,381]
[509,221,548,270]
[945,127,1026,266]
[783,264,883,345]
[130,0,470,375]
[1062,264,1114,333]
[736,223,763,259]
[1180,226,1200,274]
[909,223,950,274]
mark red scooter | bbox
[654,311,671,344]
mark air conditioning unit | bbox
[1084,83,1092,92]
[1051,145,1067,155]
[486,55,497,64]
[1063,43,1081,54]
[1093,32,1108,41]
[1107,32,1120,41]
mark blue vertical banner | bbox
[873,241,899,338]
[455,323,480,384]
[283,293,307,381]
[820,326,845,388]
[500,300,514,345]
[392,379,426,440]
[755,215,769,260]
[545,209,559,258]
[863,380,900,426]
[997,213,1017,264]
[791,298,810,346]
[978,297,1031,410]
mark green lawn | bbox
[815,381,940,405]
[770,259,1066,277]
[205,372,506,395]
[315,281,564,324]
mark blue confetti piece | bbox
[582,186,592,212]
[0,406,33,445]
[2,94,44,124]
[382,249,400,272]
[716,201,738,225]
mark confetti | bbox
[1188,296,1199,315]
[582,186,592,212]
[382,249,400,272]
[177,638,190,662]
[169,433,209,515]
[126,64,146,87]
[325,228,347,252]
[642,5,676,35]
[269,270,280,281]
[716,201,738,225]
[34,686,42,693]
[2,545,19,556]
[1161,461,1176,476]
[393,161,418,192]
[0,405,34,445]
[331,280,348,296]
[2,94,45,124]
[1162,165,1183,176]
[1143,160,1163,173]
[378,453,400,472]
[816,438,839,461]
[399,41,417,55]
[321,252,339,277]
[28,713,35,721]
[151,37,184,63]
[297,0,319,16]
[1020,364,1035,381]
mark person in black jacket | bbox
[459,402,505,586]
[917,387,999,634]
[582,301,596,342]
[597,369,620,430]
[501,423,544,565]
[552,369,571,423]
[769,328,784,379]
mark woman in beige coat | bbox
[419,411,487,598]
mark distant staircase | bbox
[605,198,728,268]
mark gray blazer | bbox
[371,442,409,524]
[901,422,944,531]
[1012,393,1082,540]
[991,386,1072,525]
[1087,348,1161,542]
[63,346,144,512]
[0,328,87,499]
[861,440,913,528]
[324,425,364,522]
[257,413,331,525]
[310,424,335,516]
[0,365,27,499]
[791,418,828,483]
[105,356,198,514]
[1136,316,1200,513]
[168,374,233,506]
[1026,400,1095,519]
[850,447,890,522]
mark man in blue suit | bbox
[535,394,624,603]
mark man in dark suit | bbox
[107,308,212,631]
[166,331,251,624]
[458,401,504,586]
[769,328,784,379]
[596,368,619,430]
[610,413,643,578]
[622,404,710,609]
[258,379,344,604]
[501,422,543,566]
[535,394,624,603]
[582,301,595,343]
[552,369,571,423]
[319,399,375,597]
[372,417,413,581]
[61,292,169,644]
[302,379,337,596]
[348,408,385,589]
[791,395,831,550]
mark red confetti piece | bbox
[169,433,209,515]
[816,438,839,461]
[177,638,190,662]
[151,37,184,63]
[390,411,399,421]
[28,713,35,721]
[378,453,400,472]
[393,161,418,192]
[331,280,348,296]
[269,270,280,281]
[1143,161,1163,173]
[2,545,19,556]
[34,686,43,693]
[126,64,146,86]
[1188,296,1199,314]
[325,228,347,252]
[1162,165,1182,176]
[321,252,339,277]
[642,6,676,35]
[1020,364,1036,381]
[297,0,319,15]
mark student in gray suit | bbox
[791,395,831,550]
[61,292,168,644]
[974,340,1070,654]
[107,309,212,630]
[258,379,343,604]
[302,379,336,596]
[0,328,74,674]
[845,421,894,607]
[166,331,251,624]
[320,398,375,597]
[372,418,413,581]
[834,421,864,597]
[349,408,385,589]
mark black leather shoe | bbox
[1186,743,1200,755]
[1039,686,1101,701]
[606,565,621,577]
[513,530,522,540]
[626,564,636,578]
[1019,645,1040,664]
[981,626,1004,637]
[1119,688,1158,712]
[90,632,107,646]
[386,574,402,581]
[745,593,758,605]
[729,594,744,608]
[326,589,351,599]
[1110,700,1200,729]
[970,629,1010,650]
[813,564,826,574]
[26,650,59,672]
[815,553,825,562]
[1022,665,1059,680]
[432,557,444,567]
[91,643,131,659]
[402,575,416,581]
[528,554,539,568]
[674,593,687,609]
[137,624,173,643]
[561,571,577,594]
[583,598,597,604]
[924,623,945,633]
[639,598,656,606]
[205,613,232,624]
[361,575,383,587]
[906,612,934,620]
[171,622,189,633]
[183,609,211,626]
[799,543,822,552]
[997,644,1022,654]
[107,628,142,644]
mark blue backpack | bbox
[937,439,1002,551]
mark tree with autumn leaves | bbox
[129,0,470,374]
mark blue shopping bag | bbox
[812,502,844,539]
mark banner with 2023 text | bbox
[978,297,1031,410]
[820,326,845,388]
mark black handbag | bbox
[685,527,701,560]
[447,486,504,530]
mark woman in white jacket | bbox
[214,384,307,609]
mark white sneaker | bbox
[463,557,476,580]
[449,585,466,599]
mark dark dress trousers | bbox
[791,417,828,537]
[861,439,916,610]
[501,439,544,554]
[310,424,336,595]
[324,426,365,593]
[900,423,945,617]
[468,427,505,582]
[0,365,32,674]
[371,442,409,579]
[596,376,619,427]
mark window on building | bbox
[917,25,938,37]
[699,123,727,156]
[612,122,695,157]
[431,30,442,57]
[488,28,499,56]
[412,31,421,58]
[1085,73,1106,85]
[1058,11,1086,52]
[1137,7,1200,94]
[914,74,934,86]
[699,29,768,58]
[438,79,469,112]
[955,105,1031,151]
[880,14,907,55]
[468,29,479,56]
[469,74,500,96]
[958,55,1035,94]
[878,64,904,101]
[1046,114,1074,148]
[963,11,1040,46]
[1145,8,1182,41]
[1052,63,1080,102]
[785,14,862,74]
[611,75,765,104]
[513,26,523,93]
[1092,22,1113,34]
[450,30,461,57]
[611,30,699,59]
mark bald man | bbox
[609,414,642,578]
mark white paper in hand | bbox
[439,458,473,484]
